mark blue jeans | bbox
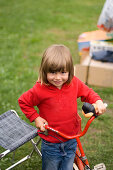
[41,139,77,170]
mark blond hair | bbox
[39,44,74,84]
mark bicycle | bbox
[43,102,107,170]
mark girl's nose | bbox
[55,73,61,79]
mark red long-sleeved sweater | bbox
[18,76,102,143]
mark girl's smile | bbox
[47,71,69,89]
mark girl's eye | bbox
[50,71,56,74]
[62,71,67,74]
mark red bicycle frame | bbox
[45,116,96,169]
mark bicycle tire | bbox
[73,147,85,170]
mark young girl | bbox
[18,44,106,170]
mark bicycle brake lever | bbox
[43,123,48,136]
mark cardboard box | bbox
[79,50,89,63]
[74,56,113,88]
[77,30,113,52]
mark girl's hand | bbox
[34,116,48,132]
[94,100,106,115]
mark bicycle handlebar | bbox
[45,116,95,139]
[44,103,107,140]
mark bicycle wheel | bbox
[73,162,79,170]
[73,147,85,170]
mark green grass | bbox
[0,0,113,169]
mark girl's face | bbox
[47,71,69,89]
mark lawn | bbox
[0,0,113,169]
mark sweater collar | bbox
[44,82,71,91]
[36,80,72,90]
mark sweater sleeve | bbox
[18,84,40,122]
[76,77,102,103]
